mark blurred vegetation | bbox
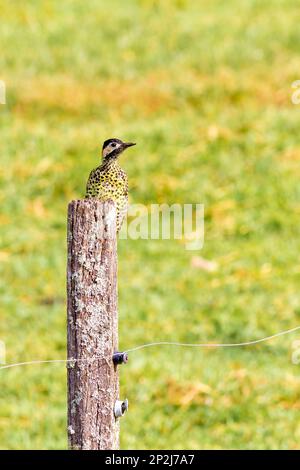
[1,0,300,449]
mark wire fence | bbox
[1,324,300,371]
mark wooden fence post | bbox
[67,199,119,450]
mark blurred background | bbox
[1,0,300,449]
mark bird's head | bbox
[102,138,136,161]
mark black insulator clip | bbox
[113,351,128,365]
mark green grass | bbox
[1,0,300,449]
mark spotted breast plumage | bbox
[85,138,136,232]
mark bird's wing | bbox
[85,169,98,197]
[85,168,120,198]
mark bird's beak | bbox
[123,142,136,148]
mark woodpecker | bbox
[85,138,136,232]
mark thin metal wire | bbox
[0,357,100,371]
[0,359,68,370]
[125,325,300,352]
[0,325,299,371]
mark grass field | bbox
[1,0,300,449]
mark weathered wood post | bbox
[67,199,119,450]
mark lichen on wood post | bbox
[67,199,119,450]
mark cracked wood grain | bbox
[67,199,119,450]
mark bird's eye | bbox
[111,143,117,148]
